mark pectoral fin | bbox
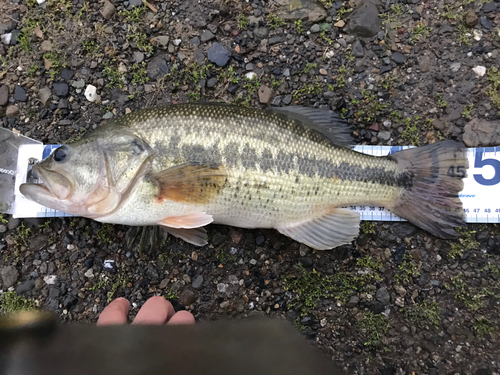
[157,212,214,229]
[152,162,227,204]
[164,227,208,247]
[276,208,360,250]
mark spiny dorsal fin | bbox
[151,162,227,204]
[268,106,355,149]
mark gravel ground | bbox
[1,0,500,373]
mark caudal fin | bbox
[388,140,469,239]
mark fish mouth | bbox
[19,164,72,209]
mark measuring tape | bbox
[11,144,500,223]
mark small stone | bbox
[207,77,217,88]
[391,52,406,65]
[151,36,170,48]
[402,336,415,348]
[450,62,461,72]
[6,105,19,118]
[395,296,405,307]
[227,84,238,94]
[245,63,254,71]
[472,66,486,77]
[253,27,269,39]
[376,287,390,305]
[319,68,327,75]
[192,274,204,290]
[84,84,98,102]
[41,40,52,51]
[346,295,359,308]
[1,33,12,45]
[15,280,35,295]
[419,55,432,73]
[207,42,231,67]
[245,72,257,80]
[347,2,381,37]
[0,225,6,233]
[464,9,478,27]
[179,287,198,306]
[378,130,391,141]
[39,87,52,107]
[189,36,200,46]
[147,57,169,80]
[463,118,500,147]
[200,30,215,42]
[53,81,69,97]
[217,283,228,293]
[1,266,19,288]
[258,85,273,104]
[84,269,94,278]
[369,301,385,314]
[173,39,181,46]
[473,29,483,41]
[72,79,85,89]
[334,20,345,28]
[118,62,127,74]
[0,85,9,106]
[482,2,497,12]
[351,40,364,57]
[14,86,27,102]
[310,24,321,33]
[283,94,292,105]
[133,51,144,63]
[101,0,116,20]
[479,17,492,30]
[394,285,406,297]
[43,275,57,285]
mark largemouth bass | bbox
[20,103,469,250]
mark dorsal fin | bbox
[268,106,355,149]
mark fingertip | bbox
[132,296,175,325]
[96,298,131,326]
[167,310,196,325]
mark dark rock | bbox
[1,266,19,288]
[402,336,415,348]
[418,272,430,286]
[391,52,406,65]
[368,301,385,314]
[463,118,500,147]
[207,42,231,67]
[482,2,497,12]
[255,234,265,246]
[200,30,215,42]
[189,37,200,46]
[346,295,359,307]
[299,257,313,267]
[376,287,390,305]
[283,94,293,105]
[286,309,299,322]
[476,368,493,375]
[275,0,327,22]
[351,40,364,57]
[53,81,69,97]
[207,77,217,88]
[394,243,406,264]
[479,16,492,29]
[301,316,312,326]
[147,57,169,80]
[439,25,454,34]
[392,223,418,238]
[212,232,227,247]
[464,9,478,27]
[347,1,381,37]
[14,85,27,102]
[269,36,285,45]
[63,294,78,308]
[0,85,9,106]
[253,27,269,39]
[379,366,396,375]
[48,286,61,300]
[127,0,142,9]
[15,279,35,294]
[61,68,73,81]
[179,287,198,306]
[0,21,15,35]
[379,65,392,74]
[192,274,204,290]
[227,84,239,94]
[419,55,432,73]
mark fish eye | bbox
[53,146,69,162]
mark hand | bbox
[97,296,195,326]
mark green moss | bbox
[43,51,67,80]
[0,291,36,313]
[97,224,114,244]
[82,40,100,57]
[405,300,441,328]
[447,273,485,311]
[127,31,153,53]
[360,222,376,235]
[487,66,500,111]
[448,227,479,259]
[119,5,147,23]
[131,62,149,85]
[14,223,31,247]
[103,62,124,89]
[357,255,382,270]
[358,311,391,349]
[267,14,285,29]
[457,23,472,46]
[473,317,496,338]
[395,254,420,285]
[410,24,431,42]
[0,214,7,224]
[294,20,303,33]
[237,14,249,29]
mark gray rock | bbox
[192,274,204,290]
[392,222,418,238]
[133,51,144,63]
[0,21,15,35]
[376,286,390,305]
[351,40,364,57]
[100,0,115,20]
[1,266,19,288]
[463,118,500,147]
[258,85,273,104]
[450,62,461,72]
[207,42,231,67]
[15,279,35,294]
[194,47,205,65]
[391,52,406,65]
[127,0,142,9]
[346,295,359,307]
[269,36,285,45]
[402,336,415,348]
[378,130,391,140]
[253,27,269,39]
[464,9,478,27]
[283,94,292,105]
[347,1,381,38]
[482,2,497,12]
[200,30,215,42]
[147,57,169,80]
[310,24,321,33]
[6,105,19,118]
[14,85,26,102]
[0,225,6,233]
[207,77,217,88]
[189,36,200,46]
[419,55,432,73]
[245,63,254,71]
[0,85,9,106]
[275,0,327,22]
[151,36,170,48]
[53,81,69,97]
[480,16,492,29]
[39,87,52,107]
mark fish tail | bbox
[387,140,469,239]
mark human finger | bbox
[132,296,175,325]
[167,310,196,325]
[96,298,130,326]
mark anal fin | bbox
[165,227,208,247]
[276,208,360,250]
